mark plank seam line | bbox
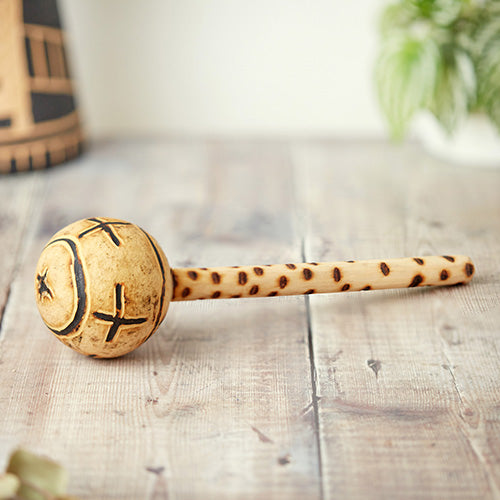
[441,351,500,498]
[0,174,45,341]
[302,236,325,500]
[0,283,13,341]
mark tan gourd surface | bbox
[35,216,474,358]
[35,218,172,358]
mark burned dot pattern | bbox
[171,256,473,301]
[465,263,474,277]
[380,262,390,276]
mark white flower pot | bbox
[415,113,500,168]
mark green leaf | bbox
[7,449,68,500]
[410,0,464,25]
[473,15,500,56]
[0,473,20,499]
[430,46,476,133]
[376,0,500,136]
[375,34,440,139]
[475,14,500,130]
[480,50,500,131]
[379,3,417,36]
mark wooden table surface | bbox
[1,139,499,499]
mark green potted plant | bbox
[375,0,500,167]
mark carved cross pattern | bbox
[93,284,147,342]
[78,218,131,246]
[36,269,53,299]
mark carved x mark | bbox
[93,283,147,342]
[78,218,131,246]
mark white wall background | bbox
[59,0,387,138]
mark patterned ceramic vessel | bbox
[0,0,83,173]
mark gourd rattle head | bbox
[34,217,173,358]
[35,217,475,359]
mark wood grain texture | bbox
[293,140,500,499]
[0,140,319,499]
[0,171,43,337]
[0,139,499,500]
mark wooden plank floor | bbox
[0,139,499,499]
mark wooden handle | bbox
[171,255,475,301]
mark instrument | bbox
[34,217,475,358]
